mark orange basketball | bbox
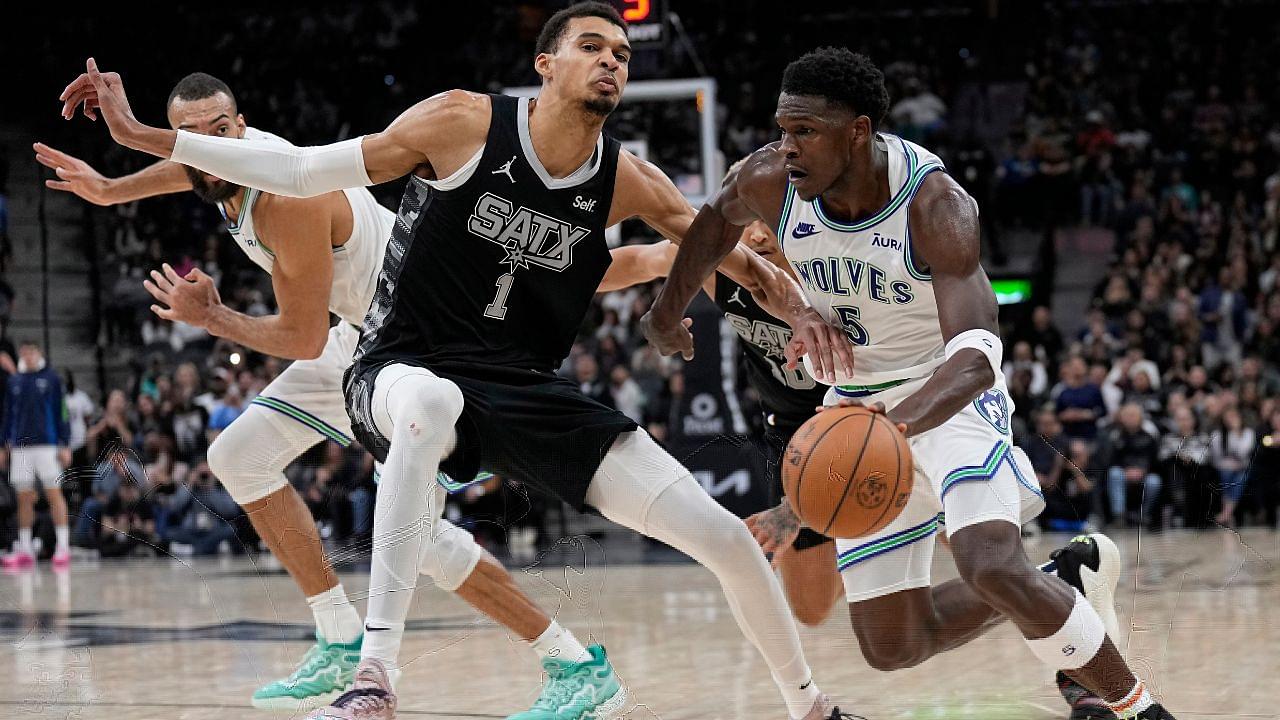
[781,406,914,538]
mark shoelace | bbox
[283,645,325,685]
[532,675,580,709]
[332,687,392,713]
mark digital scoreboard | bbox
[612,0,665,44]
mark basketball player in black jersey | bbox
[606,216,844,622]
[70,4,858,719]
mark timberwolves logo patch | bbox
[974,388,1011,435]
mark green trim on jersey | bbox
[250,395,352,446]
[811,139,919,233]
[902,163,945,281]
[776,182,797,242]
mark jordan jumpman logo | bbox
[492,155,517,184]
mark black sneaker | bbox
[1049,533,1122,640]
[1134,704,1176,719]
[1056,671,1117,720]
[1048,534,1123,720]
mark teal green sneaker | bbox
[252,632,362,711]
[507,644,627,720]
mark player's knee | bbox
[419,519,483,591]
[206,426,285,505]
[851,623,925,671]
[390,377,464,439]
[953,548,1025,602]
[792,601,834,627]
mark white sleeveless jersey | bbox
[779,134,948,386]
[218,127,392,327]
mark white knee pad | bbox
[373,364,465,449]
[207,406,315,505]
[419,518,484,592]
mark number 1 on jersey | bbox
[484,272,515,319]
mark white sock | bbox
[1106,680,1154,718]
[18,528,33,555]
[529,620,591,664]
[775,669,822,720]
[307,584,364,645]
[361,619,404,669]
[55,526,70,552]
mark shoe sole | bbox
[1080,533,1122,643]
[584,682,629,720]
[251,688,345,712]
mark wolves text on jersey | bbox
[468,192,590,273]
[790,256,915,305]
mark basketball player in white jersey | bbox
[59,5,864,719]
[612,195,1119,720]
[645,48,1176,720]
[43,74,562,712]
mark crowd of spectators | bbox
[4,2,1277,560]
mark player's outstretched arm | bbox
[598,241,680,293]
[62,58,484,197]
[143,192,341,360]
[883,172,999,437]
[34,143,190,206]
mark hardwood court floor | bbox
[1,529,1276,719]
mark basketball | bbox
[782,406,914,538]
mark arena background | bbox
[0,0,1275,597]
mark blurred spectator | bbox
[1159,407,1212,528]
[207,384,246,442]
[1209,407,1255,528]
[1003,341,1049,397]
[1198,268,1247,370]
[97,478,158,558]
[1099,403,1162,527]
[608,365,645,424]
[574,354,613,408]
[86,390,135,460]
[1054,357,1106,443]
[161,461,242,555]
[1029,411,1094,532]
[63,372,95,466]
[1248,408,1280,528]
[2,341,72,567]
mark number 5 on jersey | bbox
[484,272,516,319]
[833,305,870,346]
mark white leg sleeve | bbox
[206,404,318,505]
[585,431,813,690]
[419,518,484,593]
[362,364,463,666]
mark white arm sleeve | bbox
[170,131,372,198]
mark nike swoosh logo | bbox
[792,227,820,239]
[364,625,389,632]
[800,679,812,690]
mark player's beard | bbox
[183,165,242,204]
[583,94,618,117]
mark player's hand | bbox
[144,264,223,327]
[61,59,141,146]
[639,311,695,360]
[33,143,117,206]
[815,398,909,434]
[745,498,802,569]
[57,447,72,469]
[783,308,854,383]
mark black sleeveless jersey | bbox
[354,94,621,372]
[712,273,827,426]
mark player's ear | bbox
[534,52,553,82]
[235,114,247,138]
[852,115,873,146]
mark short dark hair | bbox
[780,47,890,128]
[536,1,628,55]
[167,72,236,110]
